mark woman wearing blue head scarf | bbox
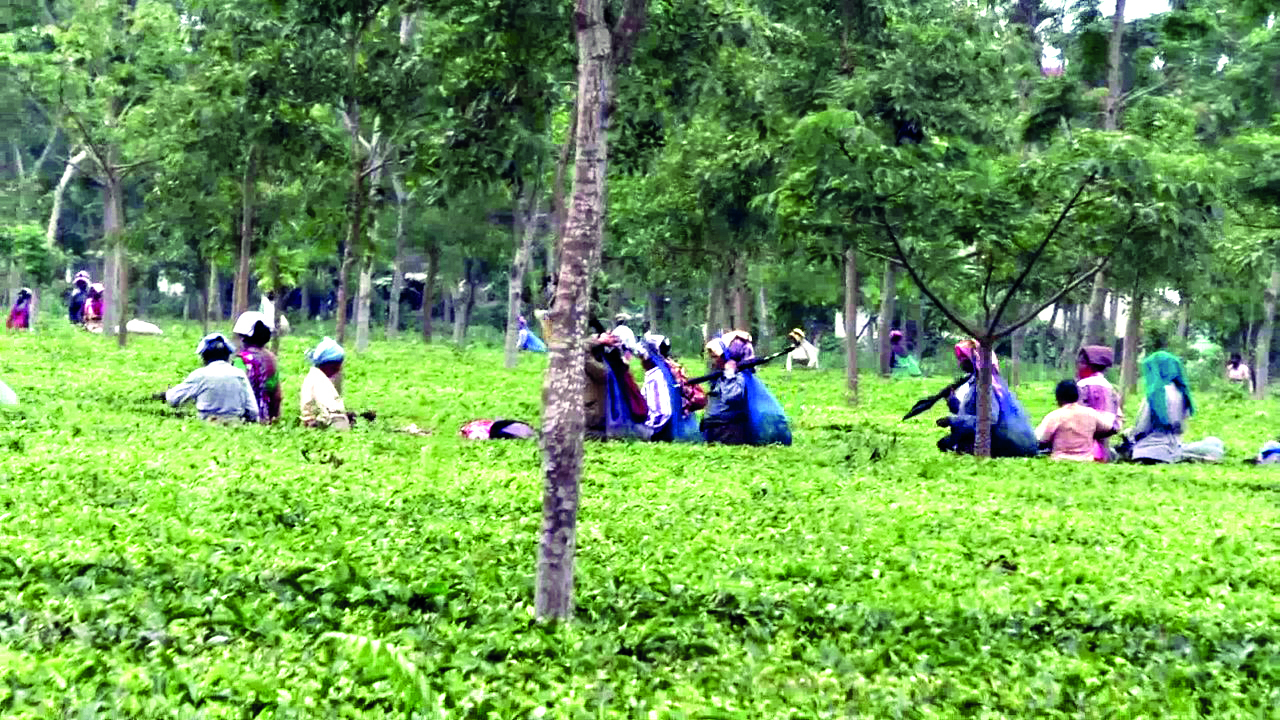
[301,337,351,430]
[159,333,259,423]
[1130,351,1195,464]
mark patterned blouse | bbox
[232,346,282,423]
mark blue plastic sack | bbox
[603,365,642,439]
[653,355,701,443]
[519,330,547,353]
[744,373,792,446]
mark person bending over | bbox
[232,311,283,423]
[1035,379,1119,461]
[162,333,259,423]
[301,337,352,430]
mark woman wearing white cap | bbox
[159,334,258,423]
[232,311,282,423]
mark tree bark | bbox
[1010,309,1026,387]
[233,145,258,320]
[205,262,217,332]
[422,244,439,343]
[1119,292,1144,403]
[704,277,720,341]
[1082,270,1108,345]
[102,166,127,347]
[453,261,477,345]
[976,339,995,458]
[1256,261,1279,400]
[731,254,750,331]
[388,173,408,339]
[877,261,898,376]
[1176,291,1192,340]
[47,148,87,250]
[646,289,661,334]
[1040,303,1059,369]
[336,88,364,345]
[549,109,578,294]
[756,284,770,350]
[505,179,540,368]
[536,0,618,623]
[844,247,859,404]
[1102,0,1127,132]
[355,258,373,351]
[1108,291,1120,345]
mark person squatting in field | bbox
[1035,379,1120,461]
[232,312,283,424]
[936,340,1037,458]
[68,271,90,324]
[700,330,792,446]
[1129,351,1195,464]
[160,333,259,423]
[1075,345,1122,461]
[582,321,648,440]
[889,329,922,378]
[6,288,32,330]
[1227,353,1254,394]
[82,283,105,333]
[301,337,373,431]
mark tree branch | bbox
[987,173,1095,334]
[995,257,1111,339]
[876,207,979,338]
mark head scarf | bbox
[233,311,272,336]
[196,333,232,357]
[88,283,104,296]
[954,339,1000,373]
[1142,351,1194,428]
[1076,345,1114,379]
[73,271,90,287]
[706,330,755,363]
[15,288,31,304]
[518,315,528,330]
[306,337,345,366]
[889,329,904,343]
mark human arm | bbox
[1034,412,1056,447]
[164,369,205,407]
[948,386,1001,435]
[1093,410,1120,439]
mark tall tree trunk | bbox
[1256,261,1279,399]
[102,165,127,347]
[704,277,720,341]
[536,0,619,622]
[1119,292,1144,404]
[355,258,373,351]
[233,145,258,320]
[388,174,408,339]
[336,88,364,345]
[877,261,898,376]
[453,262,477,346]
[205,261,217,333]
[422,244,439,343]
[844,247,859,404]
[646,289,661,334]
[975,339,995,458]
[1083,271,1108,345]
[1102,0,1127,132]
[1040,303,1060,372]
[755,285,770,350]
[731,255,750,331]
[47,148,87,251]
[1176,291,1192,340]
[505,180,540,368]
[548,109,577,295]
[1108,291,1120,345]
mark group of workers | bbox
[155,310,356,430]
[932,339,1248,464]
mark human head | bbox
[1229,352,1242,367]
[1055,379,1080,406]
[1076,345,1114,376]
[705,330,754,369]
[73,271,90,289]
[1142,350,1194,425]
[639,343,659,370]
[233,311,273,347]
[306,337,345,377]
[15,288,31,304]
[196,333,233,364]
[88,283,104,298]
[614,313,629,327]
[953,339,999,375]
[889,329,904,345]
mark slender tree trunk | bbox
[505,180,540,368]
[453,263,476,345]
[233,145,258,320]
[114,241,129,348]
[756,285,770,350]
[204,261,216,333]
[355,258,373,351]
[877,261,898,376]
[1176,291,1192,340]
[102,166,127,347]
[549,109,577,293]
[388,175,408,339]
[844,247,859,404]
[704,277,720,340]
[1083,271,1108,345]
[422,245,439,343]
[646,289,661,334]
[731,255,750,331]
[269,259,283,355]
[1102,0,1127,132]
[1010,309,1026,387]
[1040,303,1059,371]
[1108,292,1120,345]
[1256,261,1279,399]
[536,0,617,622]
[1120,292,1144,404]
[976,339,995,458]
[47,148,87,250]
[336,88,364,345]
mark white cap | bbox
[233,311,273,335]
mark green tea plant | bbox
[0,325,1278,718]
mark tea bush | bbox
[1,324,1278,718]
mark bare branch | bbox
[116,158,161,175]
[987,173,1095,334]
[876,207,980,338]
[996,257,1111,339]
[33,125,60,175]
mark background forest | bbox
[2,0,1278,398]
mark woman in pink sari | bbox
[1075,345,1121,461]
